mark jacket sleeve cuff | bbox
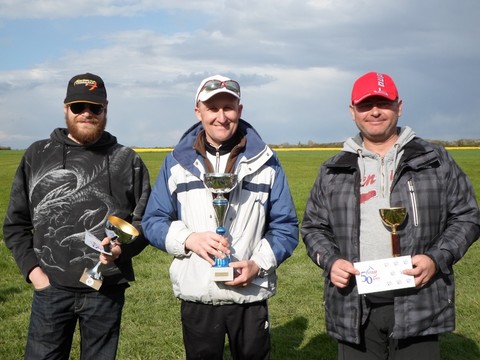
[21,254,41,283]
[25,265,40,283]
[250,239,277,274]
[425,249,453,274]
[165,226,193,257]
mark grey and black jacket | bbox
[301,136,479,344]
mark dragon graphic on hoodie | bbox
[4,128,151,291]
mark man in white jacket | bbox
[142,75,299,360]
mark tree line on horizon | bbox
[1,138,480,151]
[272,138,480,148]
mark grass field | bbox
[0,149,479,359]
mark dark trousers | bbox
[25,285,125,360]
[338,303,440,360]
[181,300,271,360]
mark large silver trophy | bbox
[204,173,238,281]
[379,207,407,257]
[80,215,139,290]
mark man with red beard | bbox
[64,73,109,145]
[3,73,151,359]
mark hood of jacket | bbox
[51,127,117,149]
[50,128,118,171]
[172,119,268,177]
[342,126,416,157]
[342,126,417,179]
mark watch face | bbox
[258,269,268,278]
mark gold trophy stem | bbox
[391,232,400,257]
[379,207,407,258]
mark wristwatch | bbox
[257,268,269,278]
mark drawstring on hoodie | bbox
[62,144,67,169]
[61,142,113,197]
[106,153,112,196]
[357,149,365,179]
[392,143,400,170]
[356,142,402,198]
[385,144,401,197]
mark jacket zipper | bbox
[407,180,419,226]
[215,146,220,172]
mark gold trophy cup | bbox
[204,173,238,281]
[379,207,407,257]
[80,215,139,290]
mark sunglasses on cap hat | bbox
[200,79,240,95]
[69,102,105,116]
[196,79,241,102]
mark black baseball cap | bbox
[64,72,107,105]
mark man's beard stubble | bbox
[65,113,107,145]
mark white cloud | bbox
[0,0,219,19]
[0,0,479,149]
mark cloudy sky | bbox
[0,0,479,149]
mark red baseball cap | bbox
[351,72,398,104]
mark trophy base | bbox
[80,268,103,290]
[211,266,234,281]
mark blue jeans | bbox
[25,285,125,360]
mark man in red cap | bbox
[302,71,479,359]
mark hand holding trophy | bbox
[379,207,407,257]
[80,215,139,290]
[204,173,238,281]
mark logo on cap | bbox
[375,73,387,93]
[74,79,98,91]
[351,72,398,105]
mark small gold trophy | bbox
[204,173,238,281]
[80,215,139,290]
[379,207,407,257]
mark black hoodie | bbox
[3,128,151,292]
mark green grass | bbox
[1,149,479,359]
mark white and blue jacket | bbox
[142,119,299,305]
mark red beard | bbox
[65,113,107,145]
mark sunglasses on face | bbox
[354,100,397,113]
[200,80,241,97]
[69,102,105,116]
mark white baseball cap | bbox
[195,75,241,104]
